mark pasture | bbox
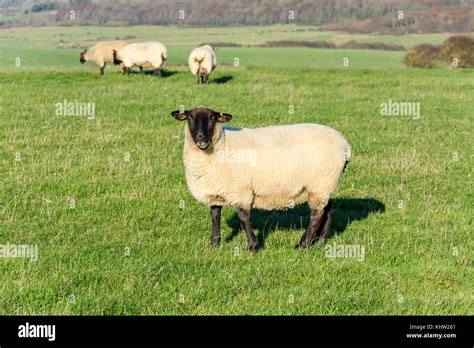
[0,25,472,315]
[0,25,455,69]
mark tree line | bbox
[1,0,473,33]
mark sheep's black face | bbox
[80,50,86,64]
[171,107,232,150]
[112,50,122,65]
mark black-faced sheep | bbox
[171,107,352,251]
[80,40,127,75]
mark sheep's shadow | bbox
[159,69,178,78]
[225,198,385,247]
[213,75,233,84]
[127,68,177,77]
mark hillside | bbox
[0,0,473,33]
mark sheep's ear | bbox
[216,112,232,123]
[171,110,190,121]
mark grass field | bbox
[0,25,473,315]
[0,25,457,70]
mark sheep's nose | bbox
[197,133,205,140]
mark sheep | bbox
[171,107,352,252]
[80,40,127,75]
[188,45,217,84]
[113,41,167,76]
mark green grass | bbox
[1,44,405,70]
[0,25,456,70]
[0,24,454,47]
[0,64,472,315]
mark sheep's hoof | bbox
[317,236,328,244]
[247,243,260,252]
[294,240,312,249]
[294,242,303,249]
[209,237,221,246]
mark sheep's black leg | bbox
[100,65,105,76]
[236,208,259,252]
[139,66,144,74]
[197,75,200,84]
[210,205,222,246]
[316,200,333,243]
[295,207,325,249]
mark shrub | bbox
[440,35,474,68]
[403,44,443,68]
[31,3,58,12]
[259,40,405,51]
[70,0,89,5]
[339,41,405,51]
[404,35,474,68]
[198,42,242,48]
[259,40,336,49]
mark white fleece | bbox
[84,40,127,67]
[188,45,217,76]
[183,123,351,211]
[115,41,167,69]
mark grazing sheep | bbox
[188,45,217,84]
[171,107,352,251]
[113,41,167,76]
[80,40,127,75]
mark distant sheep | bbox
[188,45,217,84]
[113,41,167,75]
[171,107,352,251]
[80,40,127,75]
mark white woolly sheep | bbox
[171,107,352,251]
[80,40,127,75]
[113,41,167,76]
[188,45,217,84]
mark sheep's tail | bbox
[342,139,351,172]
